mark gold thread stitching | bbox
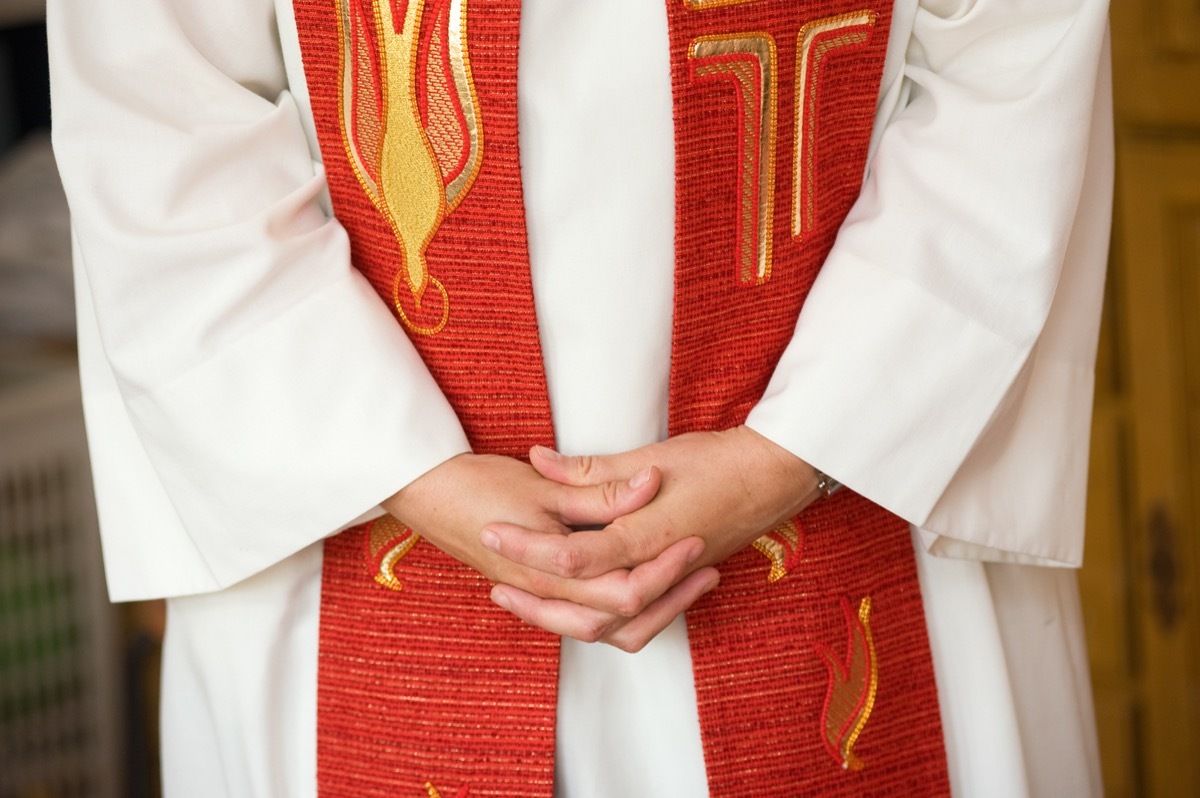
[683,0,763,9]
[336,0,484,336]
[424,8,464,173]
[424,781,468,798]
[792,11,877,241]
[842,596,878,768]
[819,595,878,771]
[367,514,421,591]
[337,0,380,200]
[444,0,483,210]
[752,519,801,582]
[689,33,777,285]
[393,273,451,335]
[376,0,445,306]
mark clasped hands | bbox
[383,426,820,652]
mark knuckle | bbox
[581,617,612,644]
[614,595,643,619]
[599,481,622,511]
[574,455,599,482]
[553,544,586,578]
[612,593,644,619]
[612,634,647,654]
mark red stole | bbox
[293,1,950,795]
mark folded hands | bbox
[382,426,820,652]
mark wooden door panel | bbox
[1082,3,1200,795]
[1114,140,1200,797]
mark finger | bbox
[604,567,720,653]
[490,584,623,644]
[480,534,701,612]
[482,517,668,578]
[556,537,704,616]
[529,445,643,487]
[551,466,661,527]
[491,567,720,653]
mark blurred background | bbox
[0,1,1198,796]
[1080,2,1200,796]
[2,1,162,797]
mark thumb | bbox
[530,445,642,486]
[551,465,661,527]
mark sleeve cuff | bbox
[84,262,470,599]
[745,251,1030,524]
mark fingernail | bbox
[490,587,511,610]
[702,575,720,594]
[480,529,500,552]
[687,540,704,564]
[630,467,653,489]
[532,445,561,460]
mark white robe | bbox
[47,0,1111,795]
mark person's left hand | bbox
[482,426,822,650]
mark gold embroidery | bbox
[424,781,468,798]
[792,11,877,241]
[818,596,878,771]
[752,519,802,582]
[377,0,447,332]
[683,0,763,9]
[335,0,484,336]
[689,33,777,285]
[367,514,421,591]
[424,13,464,184]
[442,0,484,209]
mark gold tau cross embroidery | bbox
[688,33,778,286]
[336,0,484,335]
[685,7,879,277]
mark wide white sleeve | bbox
[48,0,471,600]
[746,0,1112,567]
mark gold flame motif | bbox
[752,519,803,583]
[817,596,878,771]
[336,0,484,335]
[425,781,469,798]
[367,514,421,591]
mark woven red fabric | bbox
[665,3,949,794]
[294,0,951,795]
[296,2,558,795]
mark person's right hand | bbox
[381,453,719,639]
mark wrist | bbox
[381,451,472,521]
[732,425,821,519]
[814,470,842,498]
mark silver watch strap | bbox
[815,471,842,497]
